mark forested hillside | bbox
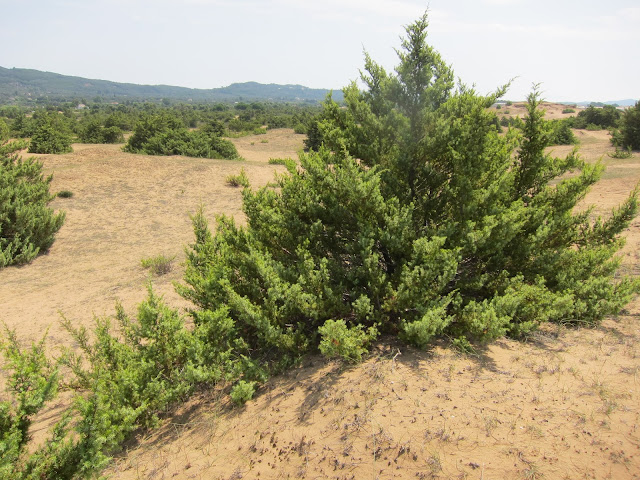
[0,66,343,104]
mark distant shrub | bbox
[562,108,576,114]
[28,113,72,154]
[500,116,521,128]
[268,157,296,170]
[124,113,239,159]
[79,119,124,144]
[609,147,633,159]
[102,125,125,143]
[612,101,640,151]
[570,105,620,129]
[505,100,513,106]
[57,190,74,198]
[226,167,250,188]
[549,119,577,145]
[141,254,175,275]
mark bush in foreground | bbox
[1,13,637,480]
[179,13,639,373]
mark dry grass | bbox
[2,123,640,479]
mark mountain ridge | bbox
[0,66,343,104]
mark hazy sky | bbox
[1,0,638,102]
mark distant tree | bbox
[549,119,577,145]
[79,118,124,144]
[105,111,134,131]
[1,139,65,267]
[28,112,72,154]
[11,114,34,138]
[571,105,621,130]
[102,125,125,144]
[612,101,640,150]
[78,118,103,143]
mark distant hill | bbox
[0,66,343,104]
[564,99,637,107]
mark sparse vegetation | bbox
[268,157,297,170]
[56,190,74,198]
[225,167,250,187]
[140,254,175,275]
[609,147,633,159]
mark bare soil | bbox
[2,126,639,479]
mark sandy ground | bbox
[1,125,640,479]
[0,129,304,346]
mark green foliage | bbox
[609,147,633,159]
[1,13,637,478]
[268,157,297,170]
[61,287,223,431]
[140,254,175,275]
[0,118,9,142]
[78,119,124,144]
[612,101,640,150]
[0,286,236,478]
[0,330,61,479]
[318,319,378,363]
[226,167,250,188]
[56,190,73,198]
[179,12,639,365]
[570,105,621,130]
[549,119,577,145]
[562,108,576,114]
[1,140,65,267]
[124,113,239,159]
[230,380,256,405]
[28,113,72,154]
[450,335,476,355]
[303,115,325,152]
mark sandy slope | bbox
[1,126,639,479]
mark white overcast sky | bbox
[1,0,638,102]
